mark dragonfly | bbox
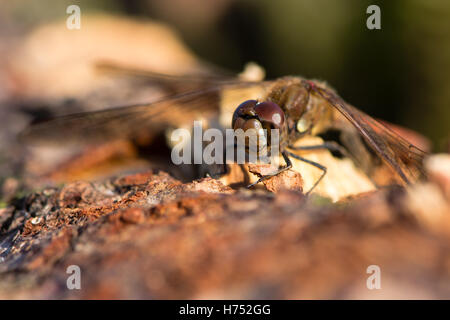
[19,62,427,193]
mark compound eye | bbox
[235,118,265,151]
[232,117,246,130]
[254,101,285,129]
[232,100,258,128]
[233,117,263,132]
[242,118,263,132]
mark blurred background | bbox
[0,0,449,150]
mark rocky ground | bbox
[0,156,449,299]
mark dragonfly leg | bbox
[247,151,292,188]
[288,141,350,159]
[285,151,327,194]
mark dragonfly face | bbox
[232,99,288,154]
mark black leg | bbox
[247,151,292,188]
[287,141,350,159]
[285,151,327,194]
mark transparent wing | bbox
[95,60,238,83]
[19,80,271,145]
[306,80,427,184]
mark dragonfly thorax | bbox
[266,78,323,141]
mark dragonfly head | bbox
[232,100,286,153]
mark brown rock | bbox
[1,168,449,299]
[248,164,303,193]
[120,208,146,224]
